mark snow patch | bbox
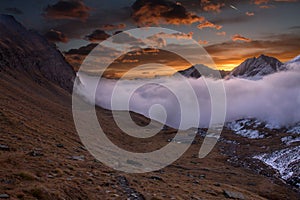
[226,119,265,139]
[253,146,300,180]
[287,125,300,134]
[281,136,300,145]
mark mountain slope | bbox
[230,54,285,79]
[0,14,75,92]
[0,15,299,199]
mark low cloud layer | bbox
[75,61,300,129]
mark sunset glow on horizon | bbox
[2,0,298,75]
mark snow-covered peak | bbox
[230,54,285,79]
[286,55,300,63]
[282,55,300,71]
[174,64,228,79]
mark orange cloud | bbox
[153,32,194,40]
[131,0,205,26]
[259,5,273,8]
[232,34,252,42]
[101,24,126,31]
[44,0,90,21]
[216,31,226,36]
[202,2,225,12]
[253,0,270,5]
[198,21,222,30]
[246,11,255,16]
[198,40,208,45]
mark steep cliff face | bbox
[0,14,75,92]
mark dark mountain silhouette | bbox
[0,14,75,92]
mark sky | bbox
[0,0,300,71]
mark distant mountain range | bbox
[175,64,230,79]
[178,54,299,80]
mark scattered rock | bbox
[28,150,43,157]
[0,194,9,198]
[56,144,64,148]
[117,176,145,200]
[213,183,221,187]
[47,174,54,178]
[199,174,206,179]
[149,176,163,181]
[70,155,85,161]
[204,190,217,196]
[79,146,87,151]
[0,144,9,151]
[223,190,245,199]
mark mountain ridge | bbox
[229,54,285,79]
[0,14,75,92]
[177,54,300,79]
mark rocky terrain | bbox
[0,15,299,199]
[224,119,300,189]
[0,15,75,92]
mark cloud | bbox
[65,42,194,78]
[251,0,297,8]
[111,31,147,46]
[131,0,205,26]
[216,31,226,36]
[101,24,126,31]
[232,34,252,42]
[43,0,90,21]
[201,1,225,12]
[151,32,194,40]
[5,7,23,15]
[259,5,274,8]
[198,21,222,30]
[64,43,121,72]
[289,26,300,30]
[246,11,255,16]
[42,6,131,39]
[198,40,208,45]
[252,0,270,5]
[44,29,68,43]
[85,30,110,42]
[76,65,300,129]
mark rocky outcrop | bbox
[0,14,75,92]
